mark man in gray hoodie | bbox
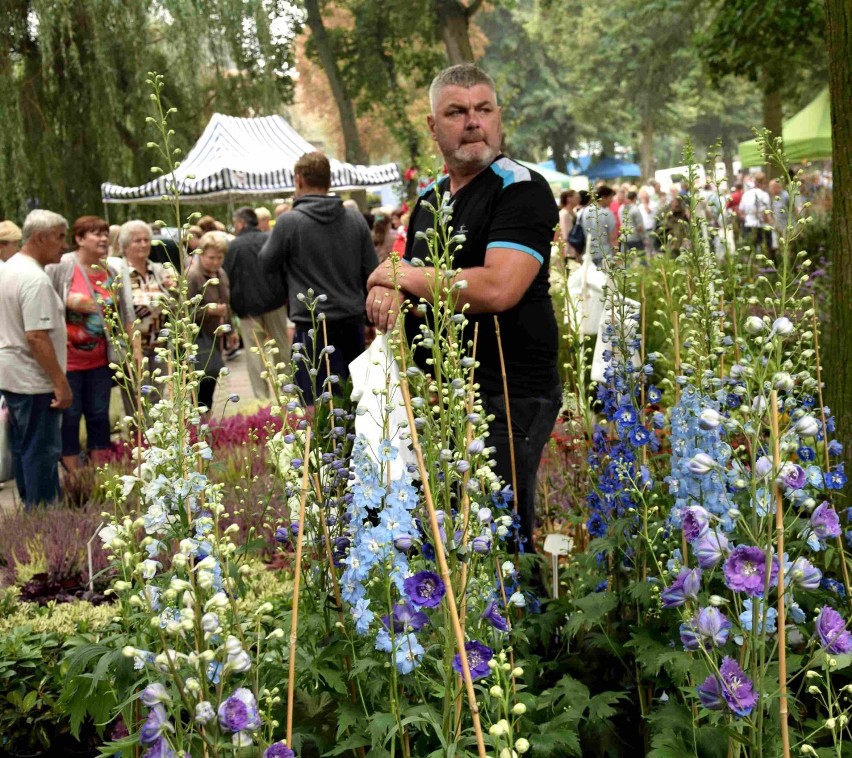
[260,151,377,404]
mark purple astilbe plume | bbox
[452,641,493,680]
[816,606,852,654]
[404,570,446,608]
[788,557,822,591]
[264,743,296,758]
[723,545,779,597]
[218,688,261,733]
[697,675,725,710]
[719,656,758,716]
[811,503,842,540]
[679,606,731,651]
[140,705,174,744]
[482,599,510,632]
[682,506,710,542]
[694,530,730,569]
[661,568,701,608]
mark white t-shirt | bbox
[739,187,771,228]
[0,253,67,394]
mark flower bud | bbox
[773,372,794,392]
[793,415,820,437]
[698,408,722,430]
[771,317,794,336]
[489,685,504,697]
[515,738,530,754]
[744,316,765,335]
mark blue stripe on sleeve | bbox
[486,241,544,265]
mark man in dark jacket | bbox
[224,207,291,399]
[259,151,377,405]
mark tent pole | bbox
[103,201,110,225]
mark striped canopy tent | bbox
[101,113,401,204]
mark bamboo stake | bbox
[672,310,688,563]
[397,375,488,758]
[286,427,313,747]
[493,315,520,562]
[769,391,790,758]
[810,298,852,607]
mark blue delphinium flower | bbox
[394,633,425,674]
[665,387,734,533]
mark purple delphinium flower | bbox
[452,640,493,681]
[694,530,729,569]
[778,463,806,490]
[218,688,261,733]
[471,535,491,554]
[481,599,509,632]
[816,606,852,654]
[753,456,773,479]
[661,568,701,608]
[140,683,170,707]
[682,506,710,543]
[723,545,779,597]
[140,705,173,744]
[788,557,822,591]
[384,601,429,633]
[811,503,842,540]
[719,656,758,716]
[142,738,176,758]
[697,675,725,710]
[687,452,717,475]
[264,742,296,758]
[404,570,446,608]
[680,607,731,651]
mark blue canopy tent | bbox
[585,157,641,181]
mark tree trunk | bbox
[761,73,783,177]
[824,0,852,481]
[640,117,655,180]
[303,0,367,164]
[434,0,475,64]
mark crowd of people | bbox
[557,168,828,264]
[0,150,408,510]
[0,62,833,564]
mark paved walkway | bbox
[0,351,264,513]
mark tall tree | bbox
[698,0,825,174]
[823,0,852,478]
[0,0,299,218]
[433,0,483,64]
[301,0,368,163]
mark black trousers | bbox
[481,388,562,553]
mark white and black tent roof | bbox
[101,113,401,204]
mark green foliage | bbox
[0,0,301,218]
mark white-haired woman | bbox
[117,220,173,413]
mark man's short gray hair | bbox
[428,64,497,113]
[21,209,67,245]
[118,220,152,253]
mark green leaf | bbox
[335,701,363,740]
[322,733,371,756]
[368,711,399,745]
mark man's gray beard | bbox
[447,147,498,175]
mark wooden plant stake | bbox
[769,391,790,758]
[321,318,335,416]
[397,375,488,758]
[286,427,313,748]
[672,310,688,563]
[493,315,520,562]
[458,324,479,625]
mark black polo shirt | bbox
[404,155,560,397]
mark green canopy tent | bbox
[738,87,832,167]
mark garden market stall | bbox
[738,88,832,167]
[100,113,401,205]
